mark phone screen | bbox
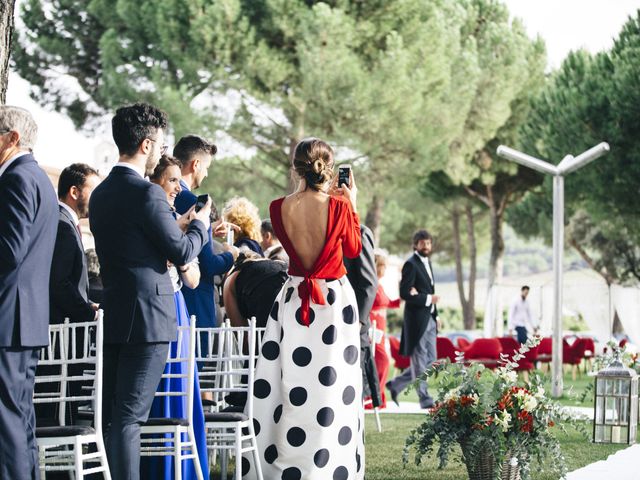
[338,166,351,188]
[194,194,209,213]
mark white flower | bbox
[471,393,480,406]
[514,389,527,400]
[443,387,461,402]
[494,411,512,432]
[497,367,518,384]
[522,395,538,412]
[535,387,545,399]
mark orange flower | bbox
[548,420,555,427]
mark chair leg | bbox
[374,407,382,433]
[39,447,47,480]
[175,428,182,480]
[74,437,83,480]
[572,364,577,382]
[189,426,204,480]
[235,427,242,480]
[96,434,112,480]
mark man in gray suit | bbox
[90,103,211,480]
[0,106,58,479]
[387,229,440,409]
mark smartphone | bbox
[194,194,210,213]
[226,227,234,245]
[338,165,351,188]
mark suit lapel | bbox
[59,205,83,248]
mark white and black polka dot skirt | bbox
[243,275,365,480]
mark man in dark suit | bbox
[0,106,58,479]
[344,224,381,406]
[387,229,440,409]
[89,104,211,480]
[50,163,101,324]
[173,135,237,329]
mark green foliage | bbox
[511,11,640,284]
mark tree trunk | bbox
[0,0,16,105]
[465,204,477,330]
[452,205,478,330]
[365,194,384,245]
[487,200,505,335]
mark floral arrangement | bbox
[403,338,580,480]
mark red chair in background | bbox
[620,338,628,349]
[536,337,553,370]
[563,337,588,380]
[457,337,471,352]
[497,337,534,371]
[388,335,410,371]
[464,338,502,369]
[436,337,458,363]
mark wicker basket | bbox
[460,441,521,480]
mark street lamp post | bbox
[496,143,610,398]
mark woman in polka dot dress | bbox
[243,138,365,480]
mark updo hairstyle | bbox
[292,138,334,191]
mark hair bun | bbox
[312,159,324,175]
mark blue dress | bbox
[142,287,209,479]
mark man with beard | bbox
[50,163,101,324]
[386,229,440,409]
[89,103,211,480]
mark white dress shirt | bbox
[0,151,29,179]
[414,252,436,312]
[508,296,535,331]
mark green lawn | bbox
[365,415,629,480]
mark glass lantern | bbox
[593,349,638,444]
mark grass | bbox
[365,415,630,480]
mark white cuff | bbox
[426,294,432,307]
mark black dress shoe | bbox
[420,400,435,409]
[386,382,400,406]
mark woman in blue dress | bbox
[141,155,209,480]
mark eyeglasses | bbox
[148,138,168,155]
[0,128,11,135]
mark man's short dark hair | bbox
[111,103,168,157]
[412,229,433,245]
[261,219,276,237]
[173,134,217,168]
[521,285,530,292]
[58,163,99,199]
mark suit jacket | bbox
[49,205,95,324]
[89,167,208,344]
[0,154,58,347]
[344,224,378,337]
[399,253,438,356]
[174,181,233,328]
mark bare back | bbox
[280,191,330,270]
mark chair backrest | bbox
[497,337,520,359]
[457,337,471,351]
[153,320,196,425]
[196,318,257,418]
[538,337,553,355]
[465,338,502,360]
[436,336,457,362]
[34,313,104,432]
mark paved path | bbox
[566,444,640,479]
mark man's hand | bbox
[409,287,418,296]
[436,318,443,331]
[212,220,240,238]
[90,303,99,311]
[431,294,440,304]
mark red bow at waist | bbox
[297,276,326,327]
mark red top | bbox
[370,284,401,333]
[270,196,362,326]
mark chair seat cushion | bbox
[37,425,95,437]
[144,417,189,427]
[205,411,248,423]
[201,399,217,407]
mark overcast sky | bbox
[6,0,640,169]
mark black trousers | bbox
[0,347,40,480]
[102,342,169,480]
